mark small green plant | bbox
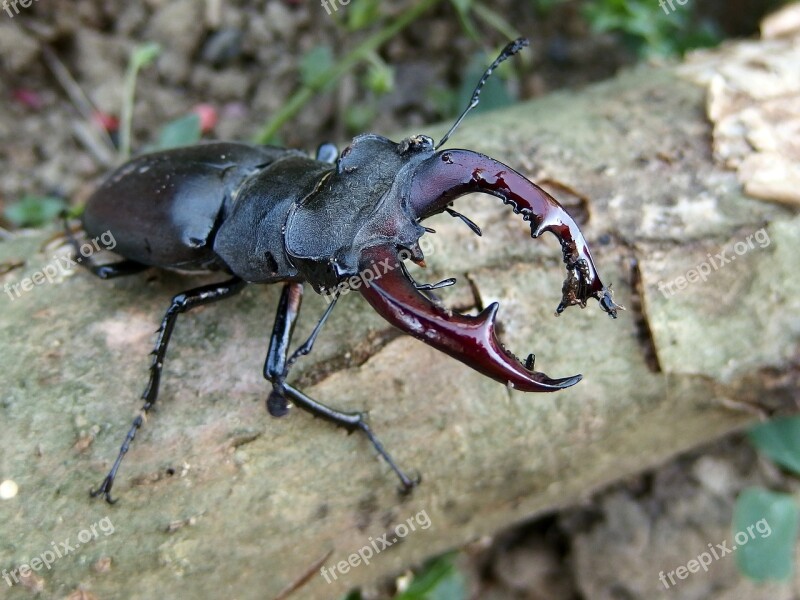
[3,196,67,228]
[300,45,336,91]
[583,0,721,57]
[153,113,202,150]
[394,553,466,600]
[733,415,800,581]
[253,0,443,144]
[734,487,798,580]
[346,0,383,31]
[340,553,467,600]
[120,42,162,160]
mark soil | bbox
[1,0,638,217]
[0,1,786,599]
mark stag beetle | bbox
[73,38,619,503]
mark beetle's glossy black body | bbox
[84,134,437,291]
[83,143,307,277]
[77,39,619,502]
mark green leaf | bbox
[394,553,466,600]
[581,0,719,57]
[156,114,202,150]
[3,196,66,228]
[300,45,335,90]
[364,62,394,95]
[347,0,383,31]
[734,488,798,581]
[748,415,800,475]
[130,42,161,70]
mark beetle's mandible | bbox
[73,38,620,503]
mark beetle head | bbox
[284,133,436,292]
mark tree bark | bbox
[1,59,798,598]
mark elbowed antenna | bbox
[435,37,529,150]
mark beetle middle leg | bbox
[92,276,246,503]
[264,282,418,492]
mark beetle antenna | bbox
[435,37,529,150]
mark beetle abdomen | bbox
[82,143,293,271]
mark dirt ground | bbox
[0,1,791,599]
[0,0,637,211]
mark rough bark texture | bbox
[1,62,798,599]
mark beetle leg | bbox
[444,207,482,236]
[414,278,457,291]
[263,283,417,492]
[398,260,456,292]
[79,259,148,280]
[62,216,148,279]
[91,277,246,503]
[264,283,305,417]
[283,294,338,375]
[282,383,418,493]
[264,283,338,415]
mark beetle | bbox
[73,38,619,503]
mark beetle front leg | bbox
[263,283,417,492]
[91,277,246,503]
[264,282,305,417]
[282,383,418,492]
[264,282,338,414]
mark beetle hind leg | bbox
[79,259,148,280]
[62,215,148,280]
[91,276,246,503]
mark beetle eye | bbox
[399,135,434,154]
